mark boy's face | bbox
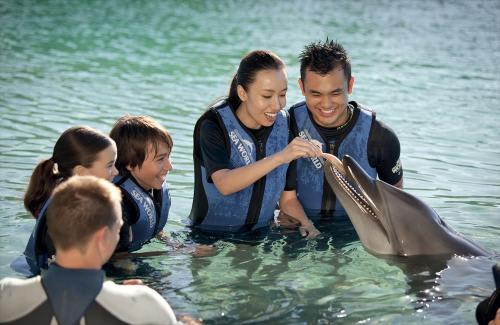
[127,142,172,190]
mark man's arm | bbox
[279,190,320,239]
[368,119,403,188]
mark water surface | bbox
[1,0,499,323]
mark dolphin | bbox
[322,153,487,257]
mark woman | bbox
[16,126,118,275]
[189,50,321,237]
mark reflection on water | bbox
[1,0,499,323]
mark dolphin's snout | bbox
[322,153,346,175]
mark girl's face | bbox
[75,143,118,181]
[236,68,288,129]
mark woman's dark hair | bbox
[24,126,114,218]
[227,50,285,110]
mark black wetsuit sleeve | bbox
[199,119,230,182]
[285,126,297,191]
[285,161,297,191]
[289,108,300,137]
[368,119,403,185]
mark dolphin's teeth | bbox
[333,166,376,216]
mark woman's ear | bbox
[237,84,248,102]
[72,165,88,177]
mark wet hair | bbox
[110,115,173,175]
[46,175,122,251]
[24,126,114,218]
[299,39,351,83]
[227,50,285,110]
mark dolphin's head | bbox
[323,154,397,255]
[323,154,486,256]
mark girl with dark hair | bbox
[24,126,118,217]
[14,126,118,275]
[190,50,321,237]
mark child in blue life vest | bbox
[110,115,174,252]
[13,126,118,275]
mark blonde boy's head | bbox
[46,175,122,252]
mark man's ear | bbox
[298,78,306,96]
[348,76,355,95]
[94,227,107,245]
[237,84,248,102]
[93,227,109,263]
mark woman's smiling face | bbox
[236,68,288,129]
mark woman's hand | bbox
[275,137,323,164]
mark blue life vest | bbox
[11,200,53,276]
[194,104,289,233]
[114,176,171,252]
[290,101,377,217]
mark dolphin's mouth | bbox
[325,160,378,218]
[323,154,389,242]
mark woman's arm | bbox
[212,137,322,195]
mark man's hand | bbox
[275,211,320,239]
[274,211,301,229]
[123,279,143,285]
[179,315,203,325]
[299,219,320,239]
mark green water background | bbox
[1,0,499,323]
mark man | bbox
[0,176,183,324]
[289,40,403,218]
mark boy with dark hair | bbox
[110,115,173,252]
[289,39,403,219]
[0,176,180,324]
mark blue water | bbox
[1,0,499,323]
